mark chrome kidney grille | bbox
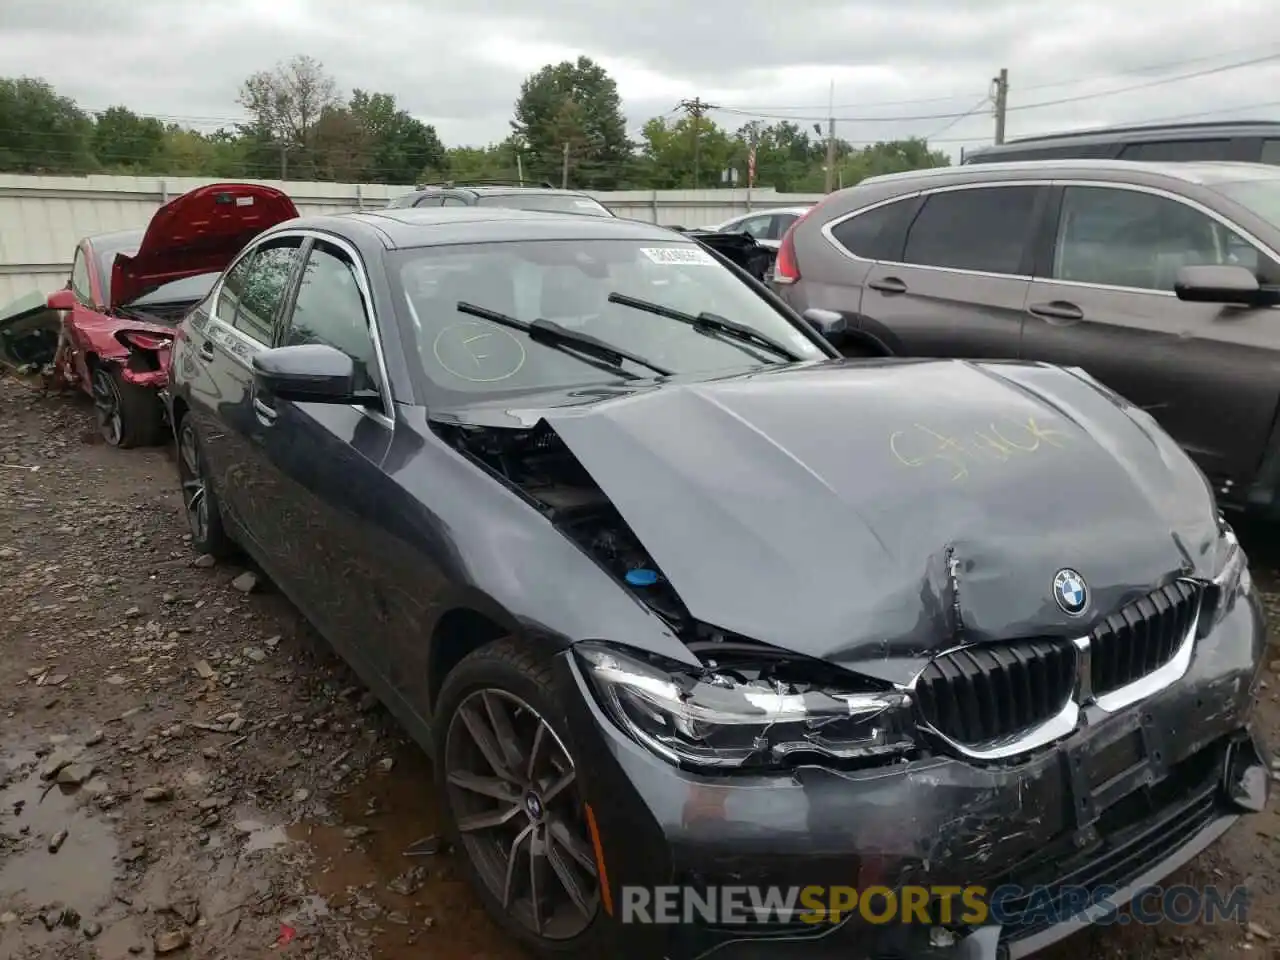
[914,580,1205,758]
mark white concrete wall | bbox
[0,174,821,303]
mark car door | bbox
[859,183,1045,359]
[250,237,397,677]
[1021,182,1280,489]
[185,236,306,547]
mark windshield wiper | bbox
[606,292,802,362]
[455,302,673,379]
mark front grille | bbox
[1090,580,1202,697]
[915,638,1077,745]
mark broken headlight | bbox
[1204,522,1250,633]
[576,643,916,770]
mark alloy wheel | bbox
[444,688,598,940]
[177,423,209,543]
[91,368,123,446]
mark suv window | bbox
[283,241,381,393]
[71,246,92,304]
[830,198,915,260]
[441,196,469,207]
[1051,186,1260,291]
[902,186,1038,274]
[222,241,302,343]
[1119,139,1233,162]
[414,195,445,207]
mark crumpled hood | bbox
[111,183,298,308]
[487,358,1223,680]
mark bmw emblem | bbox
[1053,568,1089,617]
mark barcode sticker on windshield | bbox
[641,246,715,266]
[235,196,254,206]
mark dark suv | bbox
[387,179,614,217]
[963,120,1280,165]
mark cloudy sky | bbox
[4,0,1280,160]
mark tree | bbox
[237,55,340,179]
[0,77,94,174]
[835,138,951,188]
[639,116,734,189]
[347,90,445,184]
[312,106,372,182]
[92,106,165,172]
[510,57,631,190]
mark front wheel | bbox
[176,416,235,559]
[434,639,606,956]
[91,365,162,448]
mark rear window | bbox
[475,193,613,217]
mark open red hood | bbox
[110,183,299,308]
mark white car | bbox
[705,205,814,249]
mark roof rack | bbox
[989,118,1280,148]
[414,178,558,190]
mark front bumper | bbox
[557,583,1269,960]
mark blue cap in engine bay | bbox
[625,568,659,587]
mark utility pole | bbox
[561,142,570,188]
[824,79,836,194]
[992,68,1009,145]
[279,142,288,181]
[677,97,718,189]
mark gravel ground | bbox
[2,372,1280,960]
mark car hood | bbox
[110,183,298,308]
[436,358,1224,683]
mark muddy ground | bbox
[3,372,1280,960]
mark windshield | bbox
[1214,179,1280,232]
[475,194,613,217]
[95,242,217,307]
[391,239,826,399]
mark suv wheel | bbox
[435,639,604,955]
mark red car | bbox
[0,183,298,446]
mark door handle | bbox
[252,396,278,425]
[868,276,908,295]
[197,339,216,361]
[1028,301,1084,322]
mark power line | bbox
[718,51,1280,124]
[675,97,718,188]
[718,42,1280,113]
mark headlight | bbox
[1203,522,1249,633]
[576,643,916,770]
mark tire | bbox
[91,364,163,448]
[175,414,236,559]
[434,638,608,957]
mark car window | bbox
[1261,141,1280,166]
[1119,139,1233,162]
[902,186,1038,275]
[830,198,916,261]
[221,241,302,344]
[735,214,775,239]
[1050,186,1261,292]
[441,196,469,207]
[775,213,800,236]
[414,195,445,207]
[282,241,382,393]
[71,247,92,304]
[391,238,826,400]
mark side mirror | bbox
[1174,265,1264,305]
[46,288,75,311]
[252,344,356,404]
[802,307,848,339]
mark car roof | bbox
[857,159,1280,191]
[411,184,594,197]
[966,119,1280,157]
[724,206,813,218]
[85,227,144,250]
[283,206,686,249]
